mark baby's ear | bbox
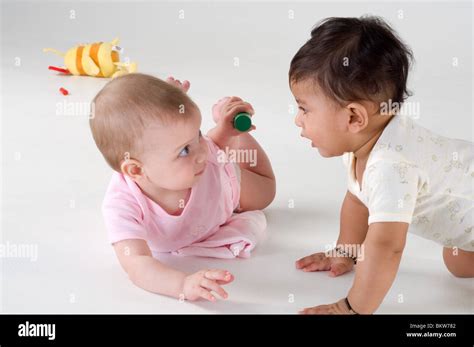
[345,102,370,134]
[120,158,144,181]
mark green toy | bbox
[212,97,253,132]
[233,112,252,132]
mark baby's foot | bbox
[166,76,190,93]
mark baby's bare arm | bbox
[347,222,408,313]
[207,96,276,211]
[114,239,234,301]
[229,133,276,211]
[114,239,186,298]
[337,190,369,247]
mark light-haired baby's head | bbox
[90,73,208,190]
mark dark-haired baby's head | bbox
[289,16,413,157]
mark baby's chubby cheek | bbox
[170,169,197,189]
[144,164,192,190]
[307,132,341,158]
[179,162,205,187]
[304,127,322,148]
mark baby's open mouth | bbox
[301,134,316,148]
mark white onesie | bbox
[343,115,473,251]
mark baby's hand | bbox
[299,298,355,315]
[182,269,234,302]
[166,76,190,93]
[295,251,354,277]
[212,96,256,136]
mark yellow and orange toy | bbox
[43,38,137,78]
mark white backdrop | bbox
[1,0,472,313]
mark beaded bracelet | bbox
[335,245,358,264]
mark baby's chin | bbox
[317,147,342,158]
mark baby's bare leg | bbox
[228,133,276,211]
[443,247,474,278]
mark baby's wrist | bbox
[346,289,375,314]
[344,296,360,314]
[177,274,190,300]
[208,127,232,148]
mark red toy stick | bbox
[48,66,70,74]
[59,87,69,96]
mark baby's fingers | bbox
[227,96,243,103]
[295,253,325,269]
[301,258,331,272]
[299,305,331,315]
[165,76,190,92]
[166,76,180,87]
[205,269,233,283]
[226,102,255,116]
[295,256,312,269]
[201,279,228,299]
[181,80,191,92]
[197,287,217,302]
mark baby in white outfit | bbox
[289,16,473,314]
[344,115,473,252]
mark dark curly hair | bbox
[289,16,414,108]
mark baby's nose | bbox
[294,113,303,128]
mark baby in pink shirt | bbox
[90,73,275,302]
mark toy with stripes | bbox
[43,38,137,78]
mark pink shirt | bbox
[102,137,266,258]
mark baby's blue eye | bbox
[178,146,190,157]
